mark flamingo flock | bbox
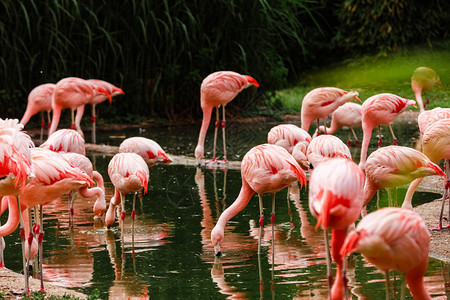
[0,67,447,298]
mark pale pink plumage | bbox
[359,93,416,170]
[194,71,259,162]
[341,207,431,299]
[306,135,351,168]
[40,129,85,155]
[20,83,56,128]
[210,144,306,255]
[363,145,444,212]
[308,158,365,299]
[411,67,441,113]
[300,87,360,133]
[417,107,450,134]
[105,153,149,229]
[119,137,172,167]
[267,124,311,169]
[49,77,111,137]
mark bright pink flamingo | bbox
[300,87,360,133]
[341,207,431,299]
[306,134,352,168]
[105,153,149,230]
[0,148,93,293]
[74,79,124,143]
[308,158,365,299]
[20,83,56,142]
[402,118,450,229]
[314,102,362,147]
[267,124,312,170]
[363,145,444,215]
[119,137,172,167]
[359,93,416,171]
[40,128,85,155]
[48,77,111,137]
[210,144,306,256]
[411,67,441,113]
[194,71,259,164]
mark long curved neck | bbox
[359,124,373,170]
[414,89,425,113]
[402,178,423,210]
[406,273,431,300]
[327,121,339,135]
[214,180,255,230]
[48,106,61,136]
[93,171,105,191]
[0,196,20,237]
[195,106,213,158]
[363,180,377,208]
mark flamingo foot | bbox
[217,158,228,164]
[205,158,217,164]
[0,261,4,268]
[431,222,443,231]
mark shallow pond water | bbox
[2,119,448,299]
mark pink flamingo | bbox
[402,118,450,229]
[306,134,352,168]
[300,87,360,133]
[40,129,85,155]
[267,124,312,170]
[19,83,56,142]
[411,67,441,113]
[210,144,306,256]
[363,146,444,215]
[105,153,149,230]
[48,77,111,137]
[313,102,362,147]
[417,107,450,135]
[0,148,93,293]
[74,79,124,143]
[308,158,365,299]
[359,93,416,171]
[341,207,431,299]
[119,137,172,167]
[194,71,259,164]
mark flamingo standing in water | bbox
[194,71,259,164]
[119,137,172,167]
[74,79,124,144]
[300,87,360,133]
[363,146,444,215]
[48,77,111,137]
[308,158,365,299]
[402,118,450,229]
[313,102,362,147]
[359,93,416,171]
[306,134,352,168]
[341,207,431,299]
[210,144,306,256]
[105,153,149,230]
[411,67,441,113]
[267,124,311,170]
[19,83,56,142]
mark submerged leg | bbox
[389,125,397,145]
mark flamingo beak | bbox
[214,244,222,257]
[115,87,125,95]
[354,96,362,102]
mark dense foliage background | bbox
[0,0,449,125]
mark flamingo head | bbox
[244,75,260,88]
[211,226,224,256]
[95,86,113,103]
[112,86,125,97]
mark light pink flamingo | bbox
[402,118,450,229]
[210,144,306,256]
[363,145,444,215]
[105,153,149,230]
[306,134,352,168]
[314,102,362,147]
[119,137,172,167]
[359,93,416,171]
[48,77,111,137]
[417,107,450,135]
[300,87,360,133]
[194,71,259,164]
[40,129,85,155]
[74,79,124,143]
[20,83,56,142]
[341,207,431,299]
[411,67,441,113]
[308,158,365,299]
[267,124,312,170]
[0,148,93,293]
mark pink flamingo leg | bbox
[91,104,97,144]
[206,107,220,164]
[377,126,382,147]
[219,107,228,164]
[258,194,264,255]
[389,125,397,145]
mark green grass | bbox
[277,44,450,112]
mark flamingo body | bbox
[306,135,351,168]
[119,137,172,166]
[40,129,85,155]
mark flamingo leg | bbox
[120,192,125,237]
[211,106,220,163]
[316,119,321,135]
[389,125,397,145]
[378,126,382,147]
[71,109,75,130]
[351,128,359,147]
[25,208,34,294]
[37,205,45,292]
[433,160,450,230]
[387,188,392,207]
[91,104,96,144]
[347,130,352,147]
[324,228,333,296]
[220,106,228,163]
[271,192,276,295]
[15,196,30,294]
[258,193,264,255]
[131,192,136,232]
[385,271,391,300]
[40,111,45,143]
